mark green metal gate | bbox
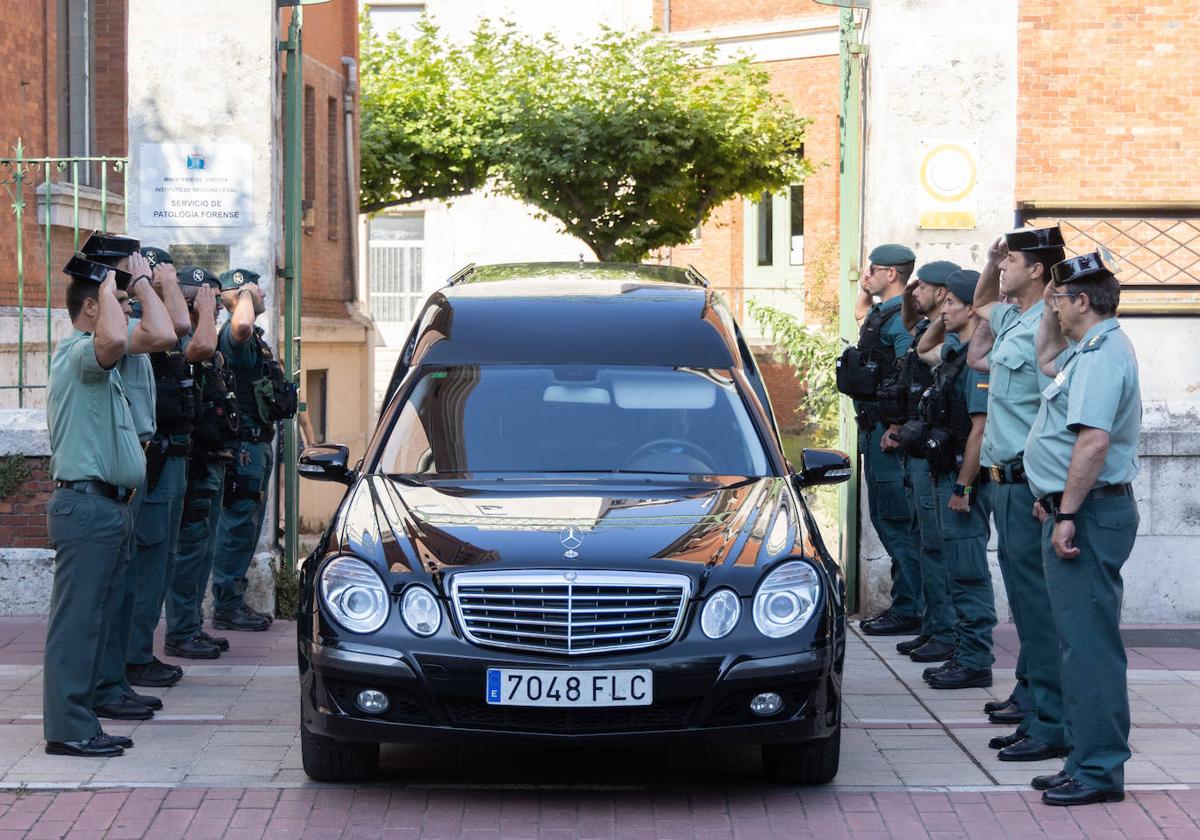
[0,140,128,408]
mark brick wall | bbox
[0,458,52,549]
[654,0,833,31]
[92,0,127,160]
[1017,1,1200,202]
[758,355,808,434]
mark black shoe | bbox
[860,612,922,636]
[97,731,134,750]
[988,702,1029,725]
[984,694,1017,713]
[923,657,958,681]
[860,607,895,626]
[896,635,930,655]
[165,635,221,660]
[988,730,1026,750]
[1032,770,1072,791]
[94,696,154,721]
[909,639,956,663]
[252,609,274,625]
[213,607,271,632]
[126,659,182,688]
[126,690,162,711]
[998,736,1071,762]
[928,662,993,690]
[199,631,230,652]
[46,736,124,757]
[151,655,184,677]
[1042,779,1124,806]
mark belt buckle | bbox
[989,465,1002,483]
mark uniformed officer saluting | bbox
[914,269,996,690]
[1024,251,1141,806]
[971,227,1071,763]
[885,261,961,665]
[211,269,296,631]
[164,266,234,659]
[837,244,923,636]
[43,253,172,757]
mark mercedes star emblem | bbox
[560,526,583,559]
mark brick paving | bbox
[0,617,1198,837]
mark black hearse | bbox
[297,262,850,784]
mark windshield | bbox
[378,365,771,478]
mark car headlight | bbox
[700,588,741,639]
[319,556,390,634]
[401,585,442,637]
[753,561,820,638]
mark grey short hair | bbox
[1065,274,1120,316]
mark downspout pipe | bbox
[341,56,359,298]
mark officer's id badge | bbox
[234,271,245,285]
[192,268,204,283]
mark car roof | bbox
[409,262,741,368]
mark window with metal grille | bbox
[368,213,425,323]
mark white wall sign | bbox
[917,139,978,230]
[139,142,252,227]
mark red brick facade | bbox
[654,0,832,31]
[0,458,53,549]
[1016,1,1200,203]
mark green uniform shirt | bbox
[218,320,259,369]
[117,319,157,443]
[942,339,990,414]
[47,330,147,489]
[1023,318,1141,497]
[981,301,1050,468]
[878,295,914,356]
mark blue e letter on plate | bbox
[486,669,501,704]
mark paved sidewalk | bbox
[0,617,1197,837]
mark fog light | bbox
[356,689,389,714]
[749,691,783,717]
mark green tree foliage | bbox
[360,20,814,261]
[748,299,840,436]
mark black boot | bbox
[984,694,1017,713]
[126,690,162,711]
[909,639,956,663]
[94,695,154,721]
[213,606,271,632]
[998,736,1070,762]
[988,730,1026,750]
[1042,779,1124,806]
[165,635,221,660]
[860,611,922,636]
[988,701,1028,724]
[199,631,230,651]
[126,659,182,688]
[1031,770,1072,791]
[927,661,993,689]
[896,635,930,655]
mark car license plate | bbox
[486,668,652,707]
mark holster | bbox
[145,438,168,493]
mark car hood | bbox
[329,475,813,578]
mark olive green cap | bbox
[219,268,261,292]
[140,246,173,267]
[178,265,220,289]
[868,244,917,267]
[946,269,981,304]
[916,260,960,287]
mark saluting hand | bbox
[100,270,118,300]
[1052,520,1080,559]
[987,236,1008,266]
[195,284,217,315]
[151,261,178,292]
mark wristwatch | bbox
[952,483,972,497]
[1054,511,1077,523]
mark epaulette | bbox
[1081,333,1108,352]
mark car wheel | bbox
[761,727,841,785]
[300,725,380,782]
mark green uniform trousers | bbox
[860,424,923,619]
[994,481,1066,747]
[166,457,226,645]
[1044,492,1138,792]
[904,454,955,644]
[44,489,133,742]
[931,474,996,671]
[94,455,187,704]
[212,438,273,613]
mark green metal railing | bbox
[1,139,128,407]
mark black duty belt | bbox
[163,442,190,457]
[1038,483,1132,515]
[988,461,1027,484]
[55,479,136,504]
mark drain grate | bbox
[1119,628,1200,649]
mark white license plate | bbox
[486,668,652,707]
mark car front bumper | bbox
[299,634,844,747]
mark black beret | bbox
[1051,250,1119,286]
[1004,226,1065,252]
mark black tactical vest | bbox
[918,352,973,473]
[879,319,935,425]
[150,341,195,436]
[232,327,298,438]
[193,352,241,450]
[836,305,901,401]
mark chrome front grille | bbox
[449,570,692,655]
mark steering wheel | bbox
[624,438,715,471]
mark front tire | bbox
[300,725,380,782]
[761,727,841,785]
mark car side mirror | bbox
[795,448,852,487]
[298,444,356,485]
